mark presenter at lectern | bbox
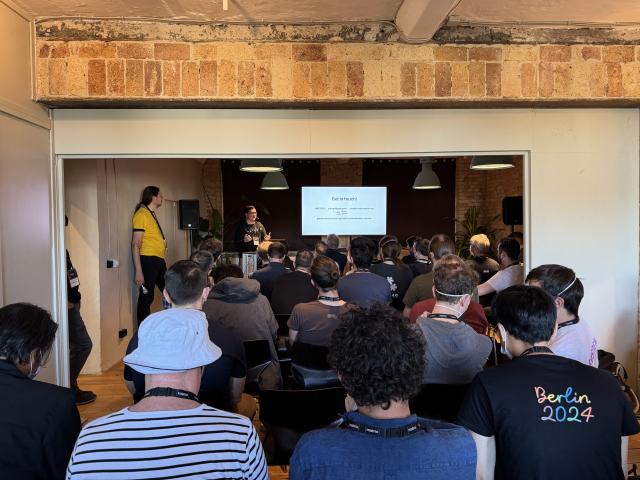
[234,205,271,253]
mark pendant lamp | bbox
[240,159,283,172]
[470,155,515,170]
[261,171,289,190]
[412,159,441,190]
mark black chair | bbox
[243,340,272,393]
[409,383,470,423]
[259,386,346,464]
[289,342,339,389]
[274,314,290,337]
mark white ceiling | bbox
[12,0,404,23]
[449,0,640,25]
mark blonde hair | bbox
[256,241,272,263]
[469,234,491,256]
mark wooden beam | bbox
[395,0,461,43]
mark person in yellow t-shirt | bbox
[132,186,166,325]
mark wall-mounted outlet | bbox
[107,259,120,268]
[118,328,128,339]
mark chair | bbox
[274,314,290,337]
[409,383,470,423]
[259,386,346,464]
[243,340,273,393]
[289,342,339,389]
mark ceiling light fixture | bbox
[413,158,441,190]
[470,155,515,170]
[260,171,289,190]
[239,159,283,172]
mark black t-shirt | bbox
[370,262,414,310]
[458,355,640,480]
[233,220,266,253]
[326,249,347,272]
[124,321,246,410]
[270,271,318,315]
[409,259,432,278]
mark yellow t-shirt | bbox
[132,207,166,258]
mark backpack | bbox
[598,349,640,414]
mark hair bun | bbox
[330,270,340,281]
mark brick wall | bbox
[202,159,223,219]
[35,36,640,105]
[320,159,363,186]
[455,156,523,245]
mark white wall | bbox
[0,1,58,384]
[64,158,206,372]
[53,108,640,387]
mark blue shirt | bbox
[290,411,476,480]
[337,271,391,307]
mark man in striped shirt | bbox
[67,261,268,480]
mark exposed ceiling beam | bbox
[395,0,461,43]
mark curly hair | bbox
[433,254,477,303]
[328,304,425,408]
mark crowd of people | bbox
[0,209,637,479]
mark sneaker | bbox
[75,389,97,405]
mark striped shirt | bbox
[66,405,268,480]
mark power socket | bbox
[118,328,128,339]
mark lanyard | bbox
[521,346,554,357]
[341,418,423,438]
[557,317,580,330]
[143,387,199,403]
[427,313,459,321]
[318,295,340,302]
[144,205,166,240]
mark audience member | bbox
[508,230,524,262]
[415,255,492,384]
[288,256,352,347]
[337,237,391,307]
[65,215,96,405]
[68,306,267,479]
[477,237,523,297]
[325,233,347,272]
[466,234,499,284]
[402,234,455,317]
[190,249,215,285]
[197,236,223,262]
[256,240,271,268]
[458,285,639,480]
[251,241,289,300]
[401,235,418,264]
[0,303,80,480]
[526,264,598,366]
[314,240,328,257]
[289,304,476,479]
[370,235,414,310]
[270,250,318,315]
[204,263,281,389]
[408,236,432,278]
[124,260,247,412]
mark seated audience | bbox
[68,306,267,479]
[289,304,476,479]
[270,249,318,316]
[466,233,499,285]
[337,236,391,307]
[415,255,492,384]
[508,230,524,262]
[403,234,455,317]
[197,236,223,263]
[526,264,598,366]
[0,303,80,480]
[256,240,271,268]
[409,236,433,278]
[204,263,281,389]
[124,260,247,412]
[458,285,639,480]
[370,235,414,310]
[314,239,328,257]
[325,233,347,272]
[288,256,353,347]
[251,241,289,299]
[401,235,417,264]
[409,297,488,335]
[190,249,215,285]
[477,237,523,297]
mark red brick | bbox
[469,47,501,61]
[200,61,217,96]
[107,59,125,96]
[540,45,571,62]
[292,63,311,98]
[417,64,434,97]
[539,62,554,97]
[50,42,69,58]
[154,43,190,61]
[182,61,199,97]
[88,60,106,95]
[469,62,484,97]
[293,44,327,62]
[218,60,237,97]
[400,62,416,97]
[606,63,623,97]
[434,46,468,61]
[346,62,364,97]
[38,43,51,58]
[238,61,255,96]
[310,63,328,97]
[581,46,601,61]
[434,63,452,97]
[144,60,162,96]
[163,61,181,96]
[125,60,144,96]
[328,61,347,97]
[117,42,153,59]
[521,63,537,97]
[486,63,501,97]
[604,46,634,63]
[79,42,116,58]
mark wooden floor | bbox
[78,363,640,479]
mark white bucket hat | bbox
[124,308,222,374]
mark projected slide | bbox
[301,187,387,235]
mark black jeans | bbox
[68,302,92,390]
[136,255,166,325]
